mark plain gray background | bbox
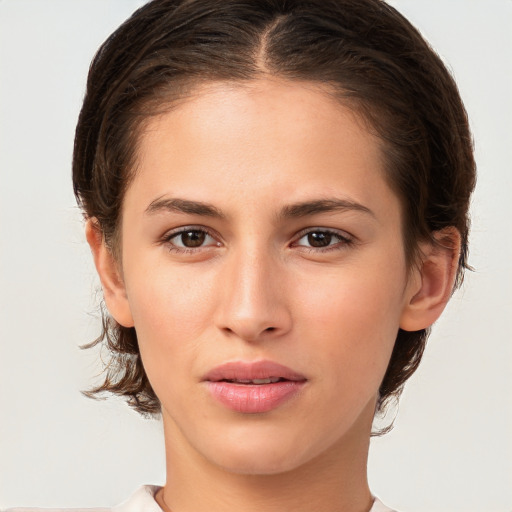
[0,1,511,510]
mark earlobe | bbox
[400,227,461,332]
[85,219,134,328]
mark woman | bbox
[73,0,476,510]
[5,0,477,510]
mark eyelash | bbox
[292,228,354,253]
[162,226,221,254]
[161,226,354,254]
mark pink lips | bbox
[203,361,307,414]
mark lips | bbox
[203,360,307,414]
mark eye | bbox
[165,227,220,251]
[294,229,353,250]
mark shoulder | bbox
[4,489,397,512]
[2,509,109,512]
[2,486,162,512]
[112,486,162,512]
[371,497,399,512]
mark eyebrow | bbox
[145,196,374,220]
[145,197,225,218]
[279,198,375,219]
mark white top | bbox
[4,485,396,512]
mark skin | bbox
[88,79,459,512]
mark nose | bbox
[214,247,292,342]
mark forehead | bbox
[129,78,398,221]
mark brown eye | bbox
[307,232,332,247]
[294,229,352,251]
[178,230,206,247]
[168,229,218,249]
[165,227,220,254]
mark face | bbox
[111,79,421,475]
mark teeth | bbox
[251,377,280,384]
[226,377,281,384]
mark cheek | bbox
[293,258,407,380]
[123,267,220,411]
[122,261,217,364]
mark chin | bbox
[197,422,335,477]
[213,445,308,476]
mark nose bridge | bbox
[216,240,290,341]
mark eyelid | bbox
[161,225,222,248]
[291,227,355,249]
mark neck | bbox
[158,402,375,512]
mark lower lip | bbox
[206,380,306,413]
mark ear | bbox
[85,219,134,328]
[400,227,461,332]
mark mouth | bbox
[203,360,307,413]
[218,377,285,385]
[204,360,307,383]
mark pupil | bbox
[182,230,206,247]
[308,232,331,247]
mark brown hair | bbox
[73,0,476,419]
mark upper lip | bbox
[203,360,307,382]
